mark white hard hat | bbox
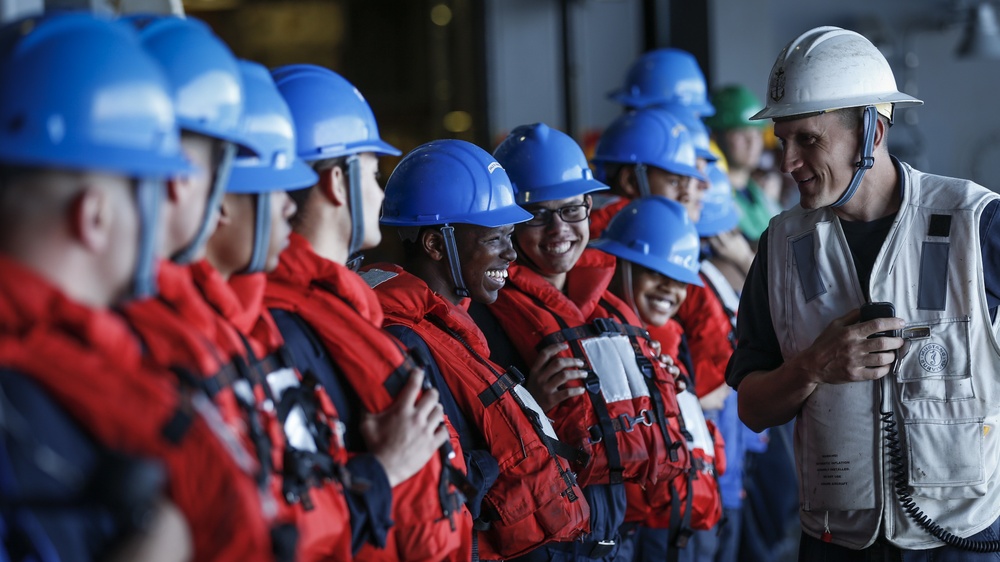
[751,26,922,121]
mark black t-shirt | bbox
[726,198,1000,389]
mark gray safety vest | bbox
[767,160,1000,549]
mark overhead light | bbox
[956,2,1000,60]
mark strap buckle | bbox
[636,408,655,427]
[592,317,621,336]
[617,413,636,433]
[588,540,616,558]
[587,424,603,444]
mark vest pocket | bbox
[904,417,986,498]
[896,316,972,402]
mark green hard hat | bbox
[704,85,768,130]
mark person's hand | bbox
[107,498,192,562]
[361,368,450,487]
[527,342,587,412]
[648,339,681,381]
[799,308,905,385]
[698,383,731,411]
[708,229,755,273]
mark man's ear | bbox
[618,166,640,199]
[872,114,888,151]
[215,193,235,228]
[420,228,446,261]
[165,176,185,204]
[318,165,348,207]
[70,185,111,253]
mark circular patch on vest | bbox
[918,343,949,373]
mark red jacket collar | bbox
[189,260,281,354]
[504,248,618,321]
[267,233,384,326]
[0,256,141,362]
[588,196,629,240]
[364,262,486,353]
[153,260,218,340]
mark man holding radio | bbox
[726,26,1000,560]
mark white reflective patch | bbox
[677,389,713,454]
[580,335,650,403]
[266,368,299,402]
[360,268,398,288]
[513,385,559,441]
[265,368,319,453]
[233,379,254,405]
[284,405,318,452]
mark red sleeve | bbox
[675,282,734,398]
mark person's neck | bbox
[536,268,566,292]
[831,158,900,223]
[408,258,462,305]
[203,253,235,281]
[6,243,113,308]
[728,166,752,190]
[296,221,348,266]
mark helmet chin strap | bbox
[345,154,365,271]
[620,260,643,321]
[831,105,877,208]
[634,162,653,198]
[242,192,272,274]
[440,225,470,299]
[131,178,166,300]
[173,142,236,264]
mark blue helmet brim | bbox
[589,238,704,287]
[226,157,318,194]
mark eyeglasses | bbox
[523,202,591,227]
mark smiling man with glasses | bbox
[523,200,592,227]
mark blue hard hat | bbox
[0,13,192,177]
[0,12,185,299]
[127,15,247,148]
[272,64,400,162]
[590,196,703,287]
[607,48,715,116]
[696,163,740,237]
[381,139,532,228]
[592,108,706,182]
[493,123,608,205]
[226,61,318,194]
[656,104,717,163]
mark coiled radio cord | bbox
[881,385,1000,552]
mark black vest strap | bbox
[478,369,524,408]
[536,317,651,351]
[601,300,684,464]
[424,314,583,500]
[517,289,630,485]
[666,475,695,562]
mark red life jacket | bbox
[121,261,265,480]
[199,266,354,562]
[265,233,473,562]
[0,258,273,562]
[626,320,726,547]
[487,250,687,488]
[362,263,590,560]
[590,197,735,398]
